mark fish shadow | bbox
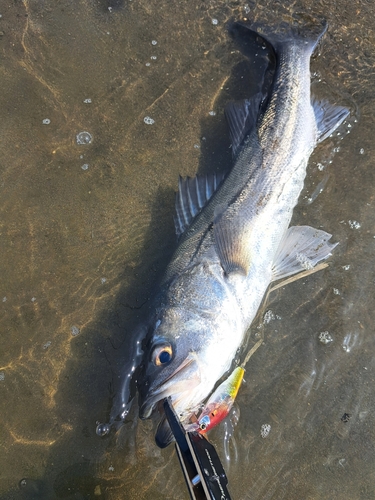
[0,23,275,500]
[0,186,177,500]
[197,20,273,177]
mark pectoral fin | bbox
[214,207,252,275]
[271,225,338,281]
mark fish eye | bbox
[152,344,173,366]
[199,415,210,431]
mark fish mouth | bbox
[139,352,201,420]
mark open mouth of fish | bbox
[139,352,201,420]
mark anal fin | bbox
[272,225,338,281]
[312,97,350,143]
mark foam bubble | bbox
[76,131,93,145]
[71,325,80,336]
[319,331,333,345]
[261,423,271,438]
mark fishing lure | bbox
[186,366,245,434]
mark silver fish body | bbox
[137,20,349,447]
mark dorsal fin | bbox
[174,173,225,237]
[225,93,263,157]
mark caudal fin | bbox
[235,18,328,57]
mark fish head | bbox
[137,264,242,447]
[138,311,206,418]
[138,338,203,420]
[138,307,226,446]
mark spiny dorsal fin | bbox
[225,93,264,157]
[174,173,225,237]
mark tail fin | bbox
[235,18,328,57]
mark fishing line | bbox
[240,261,328,370]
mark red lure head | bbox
[197,400,234,433]
[196,366,245,433]
[184,366,244,434]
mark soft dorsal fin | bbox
[312,97,349,143]
[174,173,225,237]
[225,93,263,157]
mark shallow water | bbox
[0,1,374,499]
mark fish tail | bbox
[236,17,328,57]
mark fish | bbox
[184,366,245,434]
[137,19,349,448]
